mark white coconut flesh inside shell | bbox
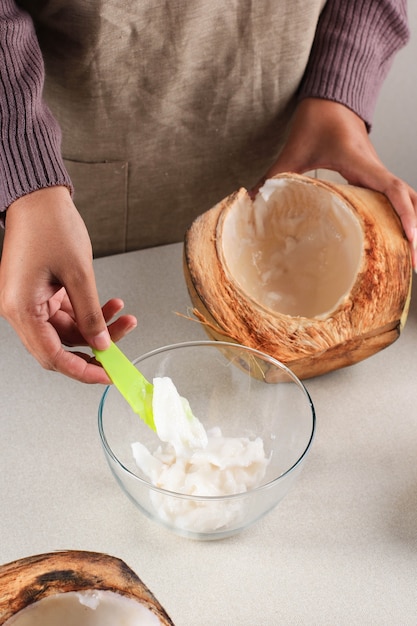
[220,177,364,318]
[4,590,162,626]
[4,590,161,625]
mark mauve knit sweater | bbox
[0,0,410,214]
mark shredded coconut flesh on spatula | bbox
[131,377,270,532]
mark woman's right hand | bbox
[0,186,137,383]
[256,99,417,270]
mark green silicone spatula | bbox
[93,341,156,431]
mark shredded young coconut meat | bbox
[131,377,270,532]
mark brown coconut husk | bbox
[184,173,412,379]
[0,550,174,625]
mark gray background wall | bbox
[372,2,417,190]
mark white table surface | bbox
[1,242,417,625]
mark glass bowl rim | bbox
[98,340,316,501]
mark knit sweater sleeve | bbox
[298,0,410,127]
[0,1,72,215]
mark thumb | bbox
[65,266,111,351]
[250,148,308,197]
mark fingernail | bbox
[92,330,111,351]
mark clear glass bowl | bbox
[98,341,315,540]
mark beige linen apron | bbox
[18,0,325,257]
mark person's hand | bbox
[0,186,137,383]
[256,98,417,270]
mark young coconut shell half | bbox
[183,173,412,379]
[0,550,174,625]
